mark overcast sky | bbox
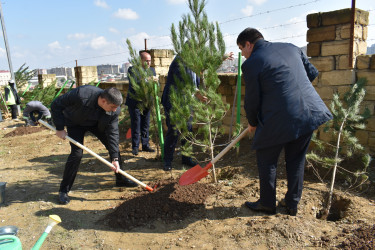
[0,0,374,71]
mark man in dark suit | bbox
[126,51,156,156]
[51,86,138,205]
[161,55,207,171]
[237,28,332,215]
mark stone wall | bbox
[307,8,375,152]
[74,66,98,87]
[38,74,56,88]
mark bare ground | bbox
[0,119,375,249]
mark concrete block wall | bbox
[74,66,98,87]
[38,74,56,88]
[307,8,375,152]
[149,49,175,76]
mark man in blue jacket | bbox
[161,55,207,171]
[126,51,156,156]
[51,86,138,205]
[237,28,332,216]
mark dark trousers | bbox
[59,125,123,193]
[9,105,18,119]
[255,132,313,209]
[164,108,192,163]
[127,105,150,149]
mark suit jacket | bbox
[161,55,200,111]
[242,39,332,149]
[51,85,121,159]
[125,66,156,108]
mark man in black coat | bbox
[51,86,138,205]
[237,28,332,215]
[125,51,156,156]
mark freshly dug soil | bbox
[3,126,45,137]
[104,178,217,230]
[340,225,375,249]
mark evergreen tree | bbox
[169,0,229,182]
[15,63,36,90]
[306,78,371,219]
[22,80,57,108]
[126,39,162,157]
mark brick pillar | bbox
[307,8,369,95]
[149,49,174,76]
[38,74,56,88]
[74,66,98,87]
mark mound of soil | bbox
[3,126,45,137]
[340,225,375,249]
[104,178,217,230]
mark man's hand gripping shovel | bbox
[39,120,154,192]
[179,129,251,186]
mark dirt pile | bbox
[340,225,375,249]
[3,126,45,137]
[104,178,216,230]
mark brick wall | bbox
[307,8,375,152]
[38,74,56,88]
[74,66,98,87]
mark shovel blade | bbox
[179,162,213,186]
[126,128,131,139]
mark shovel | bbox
[126,128,131,139]
[39,120,153,192]
[179,129,250,186]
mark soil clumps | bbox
[3,126,45,137]
[104,178,216,229]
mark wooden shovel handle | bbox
[211,129,250,165]
[39,120,153,192]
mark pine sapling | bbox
[306,78,371,219]
[169,0,229,182]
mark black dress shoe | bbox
[286,207,298,216]
[245,200,276,215]
[116,177,139,187]
[142,146,155,152]
[132,148,139,156]
[59,192,70,205]
[181,157,197,167]
[163,162,172,171]
[279,198,297,216]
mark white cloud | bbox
[67,33,93,40]
[241,5,254,16]
[0,47,6,58]
[48,41,62,50]
[248,0,267,5]
[166,0,186,4]
[113,8,139,20]
[90,36,110,49]
[109,27,119,34]
[94,0,109,9]
[126,32,150,50]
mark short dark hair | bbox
[237,28,264,47]
[100,87,123,105]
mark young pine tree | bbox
[125,39,162,158]
[169,0,230,182]
[306,78,371,219]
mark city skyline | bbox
[0,0,374,72]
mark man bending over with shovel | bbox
[51,86,138,205]
[23,100,52,126]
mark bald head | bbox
[140,52,151,69]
